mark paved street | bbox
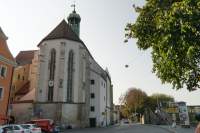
[65,124,171,133]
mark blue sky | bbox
[0,0,199,105]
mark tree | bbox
[125,0,200,91]
[120,88,147,118]
[145,93,174,111]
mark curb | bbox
[144,124,176,133]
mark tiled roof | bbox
[0,27,8,40]
[37,19,94,60]
[15,50,36,66]
[38,19,83,46]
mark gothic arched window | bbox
[48,48,56,101]
[67,50,74,102]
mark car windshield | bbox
[21,125,30,129]
[13,126,21,130]
[3,127,12,131]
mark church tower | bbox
[67,4,81,37]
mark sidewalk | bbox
[159,125,195,133]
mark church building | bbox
[35,8,113,127]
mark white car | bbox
[20,124,41,133]
[121,119,130,125]
[0,124,28,133]
[0,125,12,133]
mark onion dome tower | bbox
[67,4,81,37]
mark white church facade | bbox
[34,8,113,127]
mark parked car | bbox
[0,125,12,133]
[52,126,61,133]
[121,119,130,124]
[0,124,28,133]
[27,119,54,133]
[21,124,41,133]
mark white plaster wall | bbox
[106,77,112,125]
[37,39,83,102]
[89,58,108,127]
[38,40,61,102]
[61,39,81,103]
[77,48,87,103]
[99,78,107,126]
[37,43,49,102]
[57,43,65,101]
[89,71,100,119]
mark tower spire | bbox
[71,2,76,12]
[67,3,81,37]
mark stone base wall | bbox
[11,102,33,123]
[33,103,61,121]
[62,104,88,127]
[11,102,88,127]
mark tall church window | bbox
[67,50,74,102]
[48,49,56,101]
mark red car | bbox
[27,119,54,133]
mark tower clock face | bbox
[48,80,54,87]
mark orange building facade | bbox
[0,27,15,124]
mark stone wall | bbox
[34,102,86,127]
[12,102,87,127]
[34,103,62,122]
[62,103,86,127]
[11,102,33,123]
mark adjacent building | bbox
[0,27,15,124]
[165,103,200,125]
[11,50,39,101]
[112,105,120,124]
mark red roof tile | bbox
[0,27,15,62]
[15,50,37,65]
[15,81,30,96]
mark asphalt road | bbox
[64,124,171,133]
[159,125,195,133]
